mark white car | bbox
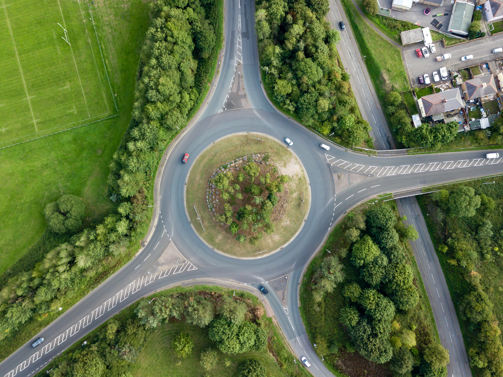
[422,47,430,58]
[432,71,440,82]
[285,137,293,146]
[320,143,330,150]
[423,73,431,85]
[486,153,500,159]
[492,47,503,53]
[461,55,473,61]
[301,356,311,367]
[429,44,436,53]
[439,66,448,81]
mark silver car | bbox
[285,137,293,146]
[461,55,473,61]
[432,71,440,83]
[301,356,311,367]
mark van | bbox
[486,153,500,159]
[492,47,503,53]
[439,67,448,81]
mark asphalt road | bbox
[1,1,502,376]
[404,37,503,88]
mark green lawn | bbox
[0,0,151,276]
[402,91,417,115]
[415,85,435,99]
[490,20,503,34]
[460,69,470,81]
[483,100,500,115]
[469,65,481,76]
[469,108,482,119]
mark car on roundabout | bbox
[182,153,189,163]
[285,137,293,146]
[320,143,330,150]
[259,285,268,294]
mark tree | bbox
[71,351,105,377]
[347,213,366,230]
[363,0,378,15]
[218,296,248,324]
[209,318,266,355]
[402,224,419,241]
[346,227,361,244]
[424,343,450,370]
[361,253,388,287]
[184,295,215,328]
[351,235,380,267]
[196,19,216,59]
[448,186,481,218]
[339,306,360,328]
[468,21,481,39]
[461,289,493,323]
[243,162,261,181]
[237,359,266,377]
[200,348,218,370]
[172,332,194,358]
[44,195,85,234]
[343,282,362,302]
[230,222,240,235]
[366,205,396,236]
[390,347,414,374]
[399,329,416,349]
[312,256,346,302]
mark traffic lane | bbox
[404,39,503,88]
[326,1,390,149]
[398,197,471,377]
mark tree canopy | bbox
[44,194,85,234]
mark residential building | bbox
[461,75,498,101]
[417,88,465,117]
[392,0,414,11]
[447,0,475,36]
[484,0,503,22]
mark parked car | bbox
[32,338,44,348]
[492,47,503,53]
[285,137,293,146]
[439,66,448,80]
[429,44,436,53]
[461,55,473,61]
[415,48,423,58]
[339,21,346,30]
[486,153,500,159]
[182,153,189,163]
[301,357,311,368]
[421,47,430,58]
[320,143,330,150]
[432,71,440,82]
[423,73,431,85]
[418,76,424,85]
[259,285,268,294]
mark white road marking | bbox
[345,194,354,200]
[154,242,159,249]
[143,254,151,261]
[358,188,367,193]
[441,302,444,313]
[371,184,380,188]
[436,288,440,297]
[135,264,140,270]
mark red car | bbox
[415,48,423,58]
[182,153,189,163]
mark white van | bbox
[486,153,500,159]
[439,67,448,81]
[492,47,503,53]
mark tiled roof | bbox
[463,75,497,100]
[419,88,464,116]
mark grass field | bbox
[0,0,151,276]
[0,0,116,147]
[186,133,310,257]
[402,91,417,115]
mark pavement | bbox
[1,0,502,376]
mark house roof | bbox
[400,28,424,45]
[485,0,503,21]
[469,114,498,130]
[448,0,475,35]
[463,75,497,99]
[419,88,464,116]
[392,0,413,8]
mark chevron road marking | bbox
[4,262,198,377]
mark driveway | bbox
[403,38,503,87]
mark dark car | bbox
[182,153,189,163]
[259,285,268,294]
[415,48,423,58]
[339,21,346,30]
[418,76,424,85]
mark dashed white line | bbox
[431,274,435,284]
[345,194,354,200]
[436,288,440,297]
[144,254,151,262]
[440,302,444,313]
[154,242,159,249]
[371,184,380,188]
[358,188,367,193]
[135,264,140,270]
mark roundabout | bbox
[185,132,310,258]
[2,0,503,376]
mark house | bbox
[461,75,498,101]
[392,0,414,11]
[417,88,465,117]
[400,29,424,45]
[484,0,503,22]
[447,0,475,36]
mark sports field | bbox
[0,0,116,147]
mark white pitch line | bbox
[2,0,38,131]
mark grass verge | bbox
[186,133,309,257]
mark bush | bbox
[44,195,85,234]
[237,359,266,377]
[172,332,194,358]
[200,348,218,370]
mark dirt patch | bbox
[185,133,310,258]
[336,350,393,377]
